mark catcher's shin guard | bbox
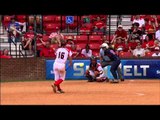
[86,75,94,82]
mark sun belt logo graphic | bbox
[156,70,160,74]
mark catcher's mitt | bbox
[94,71,100,77]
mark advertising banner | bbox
[46,59,160,80]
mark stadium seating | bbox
[44,23,60,34]
[43,15,56,23]
[75,35,88,44]
[145,51,154,57]
[92,50,100,57]
[3,15,11,28]
[55,16,65,23]
[76,43,86,50]
[119,51,133,58]
[16,15,26,23]
[89,35,103,44]
[89,43,101,50]
[68,22,78,30]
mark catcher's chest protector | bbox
[90,63,99,71]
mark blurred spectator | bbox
[99,15,107,22]
[79,23,92,35]
[154,40,160,47]
[22,26,35,55]
[132,15,145,28]
[147,18,157,34]
[66,36,75,50]
[133,42,145,57]
[81,44,92,58]
[152,47,160,57]
[114,38,126,52]
[142,35,149,50]
[15,15,27,32]
[155,25,160,41]
[112,25,128,43]
[40,41,55,58]
[81,15,90,24]
[143,18,150,34]
[7,16,25,43]
[49,31,64,45]
[146,34,155,51]
[71,44,81,58]
[0,49,12,59]
[128,39,138,53]
[102,35,107,42]
[93,16,105,33]
[129,22,142,41]
[36,34,46,57]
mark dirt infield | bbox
[1,80,160,105]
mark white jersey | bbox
[55,47,72,64]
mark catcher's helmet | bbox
[90,55,97,63]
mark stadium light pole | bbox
[34,15,37,57]
[108,15,111,41]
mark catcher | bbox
[85,56,109,82]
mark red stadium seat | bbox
[3,15,11,27]
[60,23,67,30]
[76,35,88,44]
[16,15,26,23]
[62,16,66,22]
[44,23,60,34]
[89,43,101,50]
[55,16,66,23]
[43,15,56,23]
[92,50,100,57]
[145,51,154,57]
[55,16,61,23]
[119,51,133,58]
[68,22,78,30]
[89,35,102,44]
[73,16,80,22]
[76,43,86,50]
[106,35,114,42]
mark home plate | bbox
[130,80,135,82]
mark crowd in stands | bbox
[0,49,12,59]
[1,15,160,59]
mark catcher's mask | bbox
[90,56,97,65]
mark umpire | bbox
[100,43,124,83]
